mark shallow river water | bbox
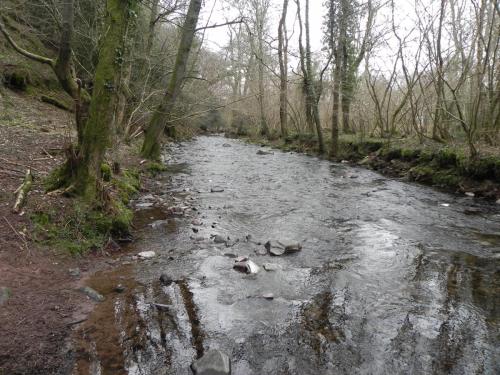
[75,136,500,375]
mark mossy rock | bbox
[432,170,461,189]
[381,148,402,161]
[434,148,458,168]
[146,161,167,176]
[401,148,421,162]
[358,140,384,153]
[464,157,500,182]
[101,163,112,182]
[418,150,435,163]
[408,165,435,183]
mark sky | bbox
[197,0,430,73]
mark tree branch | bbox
[0,18,55,67]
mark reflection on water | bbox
[74,136,500,375]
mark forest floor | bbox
[0,89,149,375]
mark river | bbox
[74,136,500,375]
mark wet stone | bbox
[255,247,268,256]
[68,268,81,278]
[211,187,225,193]
[114,284,126,293]
[138,251,156,259]
[136,202,154,209]
[213,235,227,244]
[222,143,232,147]
[192,218,203,226]
[191,349,231,375]
[262,293,274,300]
[233,259,260,274]
[263,263,281,271]
[265,240,302,256]
[80,286,105,302]
[160,274,174,286]
[256,150,273,155]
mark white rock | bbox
[138,251,156,259]
[465,192,475,197]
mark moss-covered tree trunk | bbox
[72,0,134,198]
[141,0,203,160]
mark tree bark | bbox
[72,0,134,197]
[141,0,203,159]
[278,0,289,138]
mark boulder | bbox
[265,240,302,256]
[191,349,231,375]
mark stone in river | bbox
[191,349,231,375]
[265,240,302,256]
[262,293,274,300]
[256,150,273,155]
[263,263,281,271]
[233,259,260,274]
[222,143,232,147]
[211,187,225,193]
[213,234,227,244]
[79,286,105,302]
[138,251,156,259]
[159,274,174,286]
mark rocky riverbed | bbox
[72,136,500,375]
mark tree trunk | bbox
[331,51,341,157]
[278,0,289,138]
[141,0,203,159]
[72,0,134,198]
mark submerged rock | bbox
[265,240,302,256]
[80,286,105,302]
[213,234,227,244]
[211,187,225,193]
[191,349,231,375]
[256,150,273,155]
[222,143,232,148]
[263,263,281,271]
[159,274,174,286]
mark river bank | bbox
[230,132,500,202]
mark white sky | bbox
[198,0,421,61]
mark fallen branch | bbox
[12,169,33,213]
[2,216,29,252]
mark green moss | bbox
[31,204,112,255]
[408,165,435,183]
[101,163,112,182]
[401,148,421,161]
[432,170,461,189]
[464,157,500,182]
[110,200,133,235]
[381,147,402,161]
[146,161,167,176]
[418,150,435,163]
[43,162,73,192]
[434,148,458,168]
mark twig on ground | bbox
[0,156,40,173]
[2,216,29,253]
